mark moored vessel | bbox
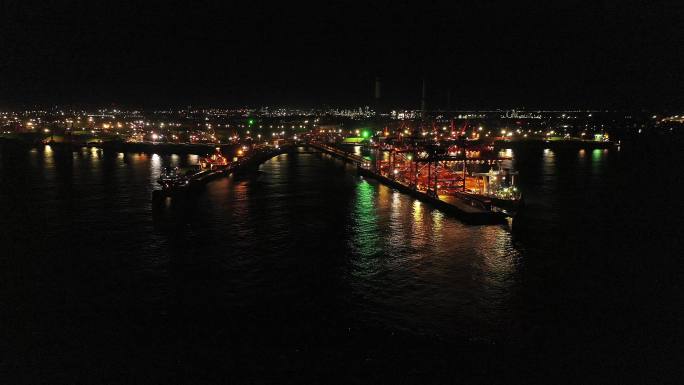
[157,167,190,189]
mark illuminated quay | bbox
[152,143,292,200]
[3,106,682,226]
[307,136,519,224]
[143,132,516,224]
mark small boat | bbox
[157,167,190,189]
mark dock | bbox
[151,141,508,224]
[356,167,505,225]
[307,142,506,225]
[152,145,292,201]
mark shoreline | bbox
[494,138,615,149]
[0,137,239,156]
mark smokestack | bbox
[374,77,381,100]
[446,88,451,111]
[421,78,427,119]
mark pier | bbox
[149,140,510,225]
[306,141,507,225]
[152,145,292,201]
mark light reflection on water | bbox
[303,152,520,337]
[150,153,161,190]
[352,145,362,156]
[242,151,519,338]
[17,146,520,339]
[4,142,680,381]
[349,180,380,259]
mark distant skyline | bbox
[1,1,683,109]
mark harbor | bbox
[307,141,517,224]
[142,131,523,225]
[3,135,680,383]
[151,143,292,202]
[4,1,683,382]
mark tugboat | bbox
[157,167,190,189]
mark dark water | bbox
[1,144,682,384]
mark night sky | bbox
[1,1,682,109]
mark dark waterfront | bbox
[1,143,682,383]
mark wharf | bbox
[494,138,614,150]
[357,168,506,225]
[152,145,292,200]
[307,141,506,225]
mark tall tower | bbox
[374,76,382,113]
[374,77,381,100]
[446,88,451,111]
[420,78,427,120]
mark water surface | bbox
[1,144,681,383]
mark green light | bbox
[248,119,255,126]
[361,130,370,138]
